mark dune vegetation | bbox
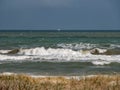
[0,74,120,90]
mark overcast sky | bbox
[0,0,120,30]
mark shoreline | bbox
[0,72,97,79]
[0,72,119,79]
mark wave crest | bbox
[57,43,97,50]
[0,47,120,65]
[19,47,91,56]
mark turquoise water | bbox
[0,31,120,76]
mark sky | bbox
[0,0,120,30]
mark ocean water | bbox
[0,30,120,76]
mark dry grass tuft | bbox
[0,74,120,90]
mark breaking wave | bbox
[110,44,120,49]
[57,43,97,50]
[0,47,120,65]
[57,43,120,50]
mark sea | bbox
[0,30,120,76]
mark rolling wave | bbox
[0,47,120,65]
[57,43,97,50]
[57,43,120,50]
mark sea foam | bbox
[0,47,120,65]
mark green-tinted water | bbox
[0,31,120,76]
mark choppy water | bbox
[0,30,120,76]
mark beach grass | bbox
[0,74,120,90]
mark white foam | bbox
[110,44,120,49]
[91,48,107,53]
[18,47,91,60]
[57,43,97,50]
[0,50,11,54]
[92,61,111,65]
[1,72,15,75]
[0,54,31,61]
[0,47,120,65]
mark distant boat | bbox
[57,28,61,31]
